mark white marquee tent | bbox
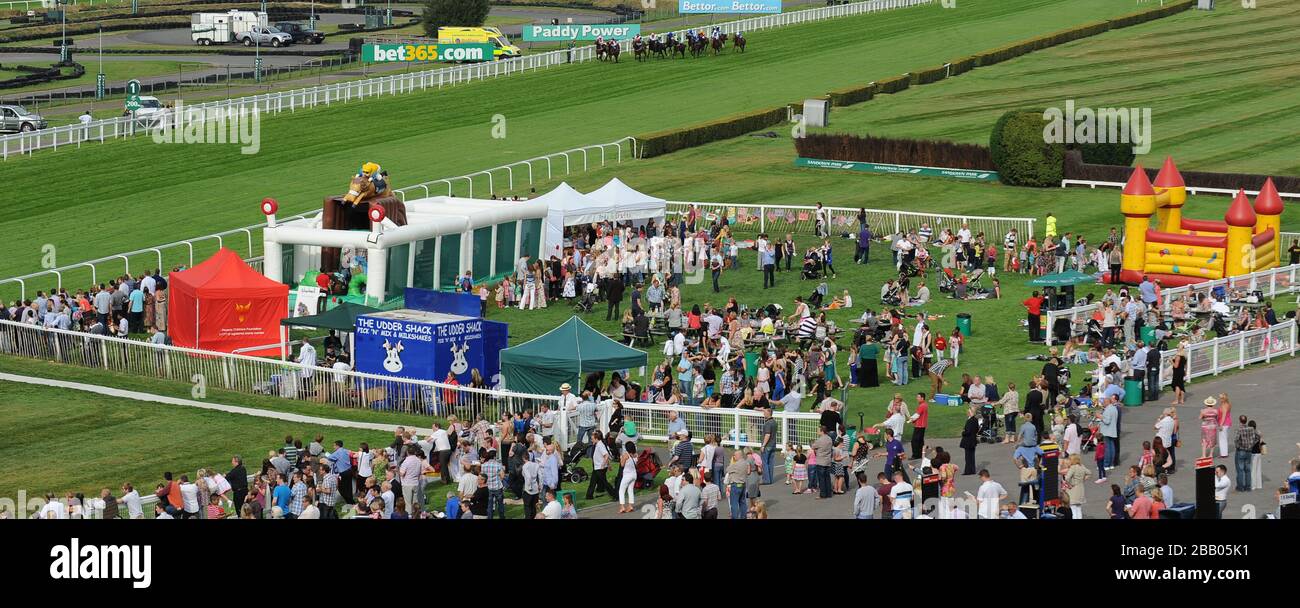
[540,180,666,256]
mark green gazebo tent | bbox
[499,316,648,396]
[279,301,381,362]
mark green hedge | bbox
[989,109,1064,187]
[827,82,875,107]
[875,75,910,95]
[638,106,788,158]
[909,64,949,86]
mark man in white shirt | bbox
[430,422,453,485]
[539,489,563,519]
[1214,465,1230,518]
[538,403,557,442]
[296,339,317,391]
[179,476,200,518]
[975,469,1007,519]
[119,484,144,519]
[39,493,67,519]
[888,470,913,519]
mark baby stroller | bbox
[966,268,987,293]
[898,258,922,280]
[634,447,661,489]
[978,403,1002,443]
[801,254,822,280]
[573,285,596,315]
[562,441,589,483]
[809,282,829,308]
[937,267,959,293]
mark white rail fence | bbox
[668,201,1037,240]
[393,137,637,200]
[1044,263,1300,345]
[0,137,636,302]
[0,0,933,161]
[1061,179,1300,200]
[610,401,822,452]
[1156,319,1297,387]
[0,318,560,420]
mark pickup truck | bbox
[236,26,293,48]
[275,21,325,45]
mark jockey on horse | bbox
[711,26,721,40]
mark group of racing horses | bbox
[594,30,748,63]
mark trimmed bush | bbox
[1069,142,1135,168]
[948,56,977,77]
[796,133,994,171]
[827,82,875,107]
[909,64,948,86]
[989,110,1064,187]
[638,106,788,158]
[875,75,910,95]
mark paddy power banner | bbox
[678,0,783,14]
[521,23,641,41]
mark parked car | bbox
[0,104,48,132]
[274,21,325,44]
[129,96,166,127]
[236,25,293,48]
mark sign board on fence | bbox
[521,23,640,41]
[293,285,322,328]
[678,0,783,14]
[353,310,507,388]
[362,43,495,63]
[794,157,1001,182]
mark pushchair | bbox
[801,254,822,280]
[978,403,1002,443]
[573,286,596,314]
[898,258,922,280]
[809,282,828,308]
[634,447,662,489]
[562,441,590,483]
[966,268,987,293]
[937,267,959,293]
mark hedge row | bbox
[795,133,995,171]
[638,106,788,158]
[0,62,85,90]
[0,18,188,44]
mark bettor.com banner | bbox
[362,43,495,63]
[678,0,783,14]
[521,23,640,41]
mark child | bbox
[949,326,963,367]
[494,282,506,309]
[1139,440,1153,470]
[791,446,808,494]
[1094,435,1108,482]
[783,443,796,485]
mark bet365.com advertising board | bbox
[678,0,783,14]
[362,43,495,63]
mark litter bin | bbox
[1139,325,1155,346]
[1123,378,1143,406]
[956,313,972,337]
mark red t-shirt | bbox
[315,273,330,290]
[914,401,929,429]
[1023,296,1044,315]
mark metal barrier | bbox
[0,0,933,160]
[668,201,1036,240]
[0,318,560,420]
[1156,319,1297,387]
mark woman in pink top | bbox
[1199,397,1220,459]
[1217,394,1232,458]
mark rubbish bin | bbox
[956,313,972,337]
[1124,378,1143,406]
[1139,325,1155,346]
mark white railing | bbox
[0,318,561,419]
[1044,263,1300,346]
[1156,319,1297,388]
[608,401,822,452]
[393,137,637,200]
[0,0,932,161]
[1061,179,1300,199]
[0,214,310,302]
[668,201,1036,240]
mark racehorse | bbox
[605,39,621,63]
[648,37,666,59]
[689,35,707,58]
[671,40,686,58]
[633,38,647,61]
[733,33,746,53]
[595,41,607,61]
[342,174,378,206]
[711,32,727,56]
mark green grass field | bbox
[0,0,1148,282]
[808,2,1300,174]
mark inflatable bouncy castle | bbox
[1114,157,1283,287]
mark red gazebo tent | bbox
[168,247,288,356]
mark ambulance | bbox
[436,26,522,59]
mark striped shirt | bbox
[284,445,299,467]
[929,358,951,376]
